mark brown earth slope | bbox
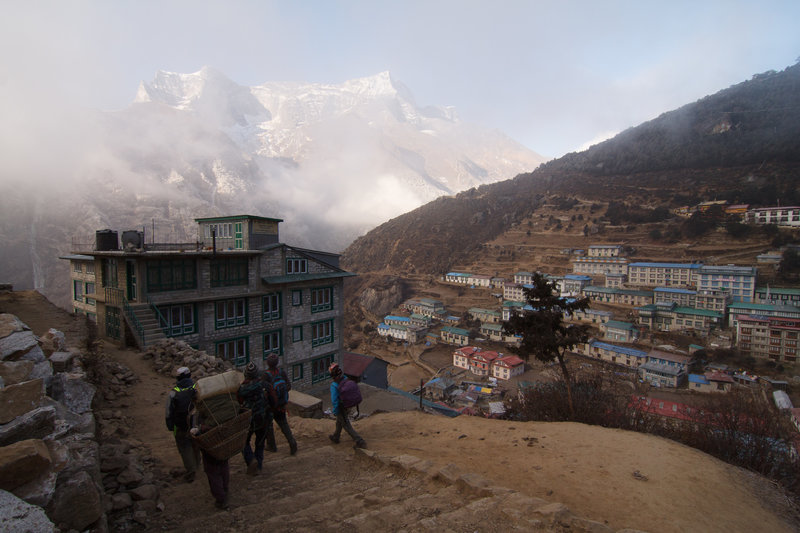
[2,290,799,532]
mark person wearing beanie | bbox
[237,362,269,475]
[328,363,366,449]
[263,353,298,455]
[165,366,200,482]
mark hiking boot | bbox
[328,434,340,444]
[215,499,230,511]
[290,442,298,455]
[354,439,367,449]
[246,460,259,476]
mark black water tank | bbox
[121,230,143,249]
[95,230,119,251]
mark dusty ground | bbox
[3,290,800,533]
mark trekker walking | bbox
[237,362,269,475]
[190,411,230,510]
[165,366,200,482]
[328,363,366,449]
[264,353,298,455]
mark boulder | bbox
[0,313,28,339]
[0,405,56,447]
[39,329,66,357]
[29,360,53,384]
[20,345,46,363]
[0,379,45,424]
[47,469,103,531]
[0,330,39,361]
[48,373,95,414]
[129,483,158,501]
[49,351,75,373]
[0,489,55,533]
[12,469,58,508]
[0,439,52,491]
[0,360,35,386]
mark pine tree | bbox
[502,273,590,417]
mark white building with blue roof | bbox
[627,262,702,288]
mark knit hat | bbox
[245,362,259,379]
[329,362,342,378]
[266,353,279,368]
[176,367,191,379]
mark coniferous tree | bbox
[502,273,590,417]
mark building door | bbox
[105,306,121,339]
[234,222,243,249]
[126,260,137,301]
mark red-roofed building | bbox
[471,350,500,376]
[342,351,389,389]
[492,355,525,380]
[453,346,481,370]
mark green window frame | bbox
[311,319,334,347]
[210,256,248,287]
[292,363,303,382]
[262,292,282,321]
[215,298,248,329]
[84,282,96,305]
[311,353,335,383]
[146,259,196,292]
[158,304,196,336]
[292,325,303,342]
[311,286,333,313]
[216,337,249,367]
[263,329,282,358]
[287,258,307,274]
[234,221,243,250]
[291,289,302,306]
[73,280,84,301]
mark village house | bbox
[558,274,592,296]
[694,288,732,313]
[479,323,522,346]
[467,274,493,287]
[453,346,481,371]
[726,302,800,329]
[514,271,534,285]
[469,307,501,324]
[491,354,526,380]
[688,371,735,393]
[502,301,526,321]
[63,215,354,391]
[378,322,423,343]
[470,350,500,376]
[582,286,653,306]
[745,206,800,227]
[409,313,432,328]
[736,315,799,366]
[653,287,696,307]
[60,253,98,321]
[571,256,629,276]
[601,320,639,343]
[384,315,411,327]
[636,303,723,335]
[569,308,613,325]
[403,298,446,319]
[444,272,471,284]
[503,282,529,302]
[577,340,648,369]
[342,351,389,389]
[604,272,627,288]
[588,244,623,257]
[695,264,757,303]
[638,350,694,388]
[440,326,470,346]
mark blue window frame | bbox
[311,287,333,313]
[311,319,334,347]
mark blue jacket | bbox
[330,378,342,416]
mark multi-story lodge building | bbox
[736,316,799,366]
[588,244,623,258]
[514,271,534,285]
[452,346,525,380]
[638,350,694,388]
[627,262,701,288]
[64,215,354,391]
[577,340,648,369]
[582,286,653,307]
[695,265,757,303]
[727,302,800,329]
[745,206,800,227]
[636,303,723,335]
[694,288,732,313]
[571,257,628,276]
[61,253,98,321]
[755,287,800,307]
[503,283,529,302]
[403,298,446,319]
[469,307,501,324]
[653,287,696,307]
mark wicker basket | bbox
[194,409,252,461]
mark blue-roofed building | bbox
[571,256,628,276]
[627,262,702,288]
[445,272,472,284]
[582,286,653,306]
[696,265,757,303]
[653,287,697,307]
[384,315,411,326]
[559,274,593,296]
[569,308,613,325]
[588,244,623,258]
[577,339,648,369]
[639,350,694,388]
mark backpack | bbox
[339,378,362,409]
[272,370,290,408]
[169,382,196,431]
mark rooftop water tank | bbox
[95,230,118,251]
[121,230,143,250]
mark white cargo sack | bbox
[196,370,244,401]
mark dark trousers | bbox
[333,407,363,443]
[266,409,297,451]
[201,450,230,504]
[242,425,267,469]
[174,428,200,478]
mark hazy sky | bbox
[2,0,799,158]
